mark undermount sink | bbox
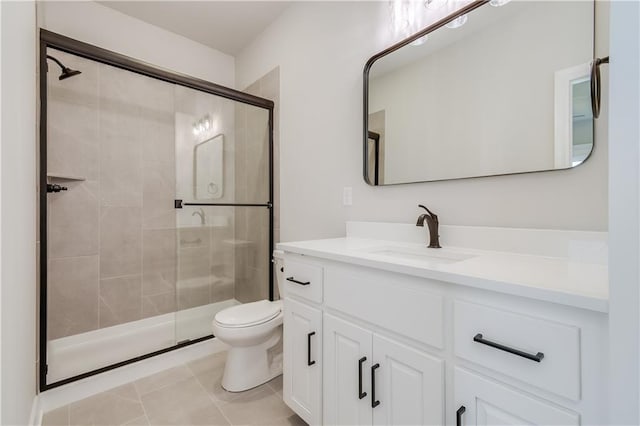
[362,246,476,265]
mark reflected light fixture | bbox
[192,114,212,137]
[390,0,427,43]
[424,0,448,9]
[445,14,468,29]
[410,34,428,46]
[489,0,511,6]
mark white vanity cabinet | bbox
[323,314,444,426]
[281,248,608,426]
[283,297,322,425]
[371,334,444,425]
[322,315,372,426]
[454,368,580,426]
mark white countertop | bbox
[277,237,609,313]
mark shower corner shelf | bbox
[47,173,86,182]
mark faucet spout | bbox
[192,208,206,226]
[416,205,441,248]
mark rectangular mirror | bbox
[194,133,224,199]
[364,0,596,185]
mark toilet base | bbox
[221,326,283,392]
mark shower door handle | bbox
[307,332,316,366]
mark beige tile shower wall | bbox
[174,86,237,309]
[47,52,265,339]
[47,50,177,339]
[234,68,280,303]
[47,50,101,340]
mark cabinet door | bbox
[372,335,444,426]
[454,368,579,426]
[323,314,373,426]
[283,298,322,425]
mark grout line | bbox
[100,272,143,281]
[191,369,234,426]
[265,376,283,395]
[135,380,152,426]
[134,365,195,399]
[139,116,144,327]
[113,384,143,404]
[120,415,149,426]
[97,62,103,339]
[63,404,70,426]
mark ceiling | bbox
[99,1,291,55]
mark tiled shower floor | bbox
[41,351,305,426]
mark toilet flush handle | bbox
[286,277,310,286]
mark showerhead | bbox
[46,55,82,81]
[59,67,82,80]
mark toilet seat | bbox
[215,300,282,328]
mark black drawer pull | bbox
[358,357,367,399]
[307,332,316,366]
[456,406,466,426]
[287,276,310,286]
[371,363,380,408]
[473,333,544,362]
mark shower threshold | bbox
[46,299,239,384]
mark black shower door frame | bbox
[39,29,275,391]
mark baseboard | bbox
[37,338,228,418]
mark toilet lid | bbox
[214,300,281,328]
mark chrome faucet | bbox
[416,204,441,248]
[192,208,206,225]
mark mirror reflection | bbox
[365,1,595,185]
[194,133,224,199]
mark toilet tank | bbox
[273,250,285,299]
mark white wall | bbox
[38,1,235,88]
[1,3,3,420]
[236,1,609,243]
[607,1,640,424]
[0,1,37,424]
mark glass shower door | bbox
[43,47,180,385]
[173,85,272,343]
[41,31,274,389]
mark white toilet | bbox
[212,250,285,392]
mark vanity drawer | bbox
[454,301,580,401]
[283,257,323,303]
[325,264,444,349]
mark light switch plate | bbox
[343,187,353,206]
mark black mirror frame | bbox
[362,0,598,186]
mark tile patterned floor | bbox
[41,351,306,426]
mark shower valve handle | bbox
[47,184,68,193]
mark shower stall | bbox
[39,30,274,390]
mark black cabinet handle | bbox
[473,333,544,362]
[287,276,310,286]
[456,406,466,426]
[307,332,316,366]
[358,357,367,399]
[371,363,380,408]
